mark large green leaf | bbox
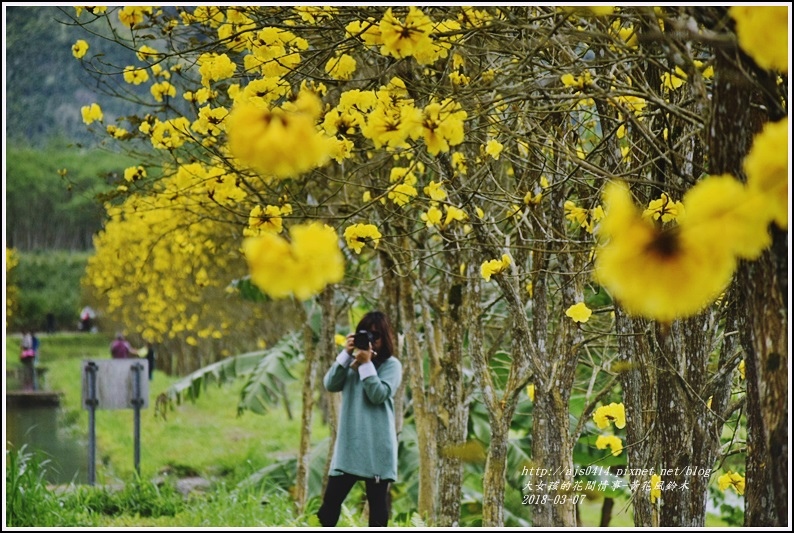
[237,332,302,416]
[163,349,269,406]
[161,332,302,419]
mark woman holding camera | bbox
[317,310,403,527]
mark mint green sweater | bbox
[323,351,403,482]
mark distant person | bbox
[31,332,41,390]
[19,331,36,390]
[110,333,134,359]
[139,341,156,380]
[31,332,40,364]
[80,306,96,332]
[46,312,56,334]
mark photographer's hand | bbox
[352,344,375,370]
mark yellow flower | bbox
[738,359,745,380]
[650,473,662,503]
[565,302,592,323]
[245,205,284,236]
[444,205,468,227]
[151,81,177,102]
[379,7,434,63]
[243,222,344,300]
[743,118,788,229]
[72,39,89,59]
[480,254,511,282]
[387,183,417,207]
[81,103,103,125]
[421,205,443,228]
[335,333,347,347]
[642,193,685,223]
[226,91,335,179]
[123,66,150,85]
[682,174,772,261]
[595,434,623,457]
[197,52,236,87]
[594,181,737,323]
[345,18,383,47]
[123,165,146,182]
[325,54,357,81]
[344,223,382,254]
[593,402,626,430]
[661,67,687,91]
[718,471,746,496]
[136,45,159,62]
[423,180,447,202]
[420,99,467,155]
[118,6,152,28]
[526,384,535,402]
[730,6,788,73]
[485,139,503,160]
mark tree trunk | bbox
[294,291,332,511]
[529,389,577,527]
[481,410,513,527]
[398,271,438,521]
[615,310,658,526]
[702,21,788,525]
[738,245,788,526]
[435,250,471,526]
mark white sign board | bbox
[82,359,149,410]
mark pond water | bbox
[5,404,88,485]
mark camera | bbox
[354,330,374,350]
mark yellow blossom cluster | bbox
[344,223,383,254]
[592,402,626,430]
[595,117,787,323]
[81,103,103,125]
[118,6,153,29]
[595,434,623,457]
[730,6,788,73]
[243,222,344,300]
[325,54,357,81]
[72,39,89,59]
[226,89,336,180]
[565,302,592,323]
[244,204,292,237]
[717,471,746,496]
[480,254,511,282]
[84,183,259,343]
[564,200,604,234]
[123,66,150,85]
[145,117,191,150]
[377,7,461,65]
[642,193,684,223]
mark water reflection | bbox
[5,405,88,484]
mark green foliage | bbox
[5,143,136,252]
[66,476,184,518]
[5,446,70,527]
[8,250,92,333]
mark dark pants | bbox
[20,357,35,390]
[317,473,391,527]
